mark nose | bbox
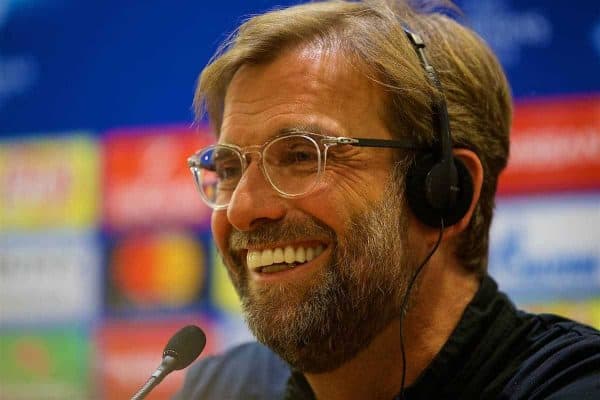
[226,160,286,231]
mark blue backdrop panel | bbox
[1,0,599,135]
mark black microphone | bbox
[131,325,206,400]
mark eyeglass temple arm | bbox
[347,137,429,151]
[186,136,430,168]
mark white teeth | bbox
[247,244,326,271]
[284,246,295,264]
[273,248,284,264]
[306,247,315,261]
[261,249,273,266]
[247,251,261,269]
[296,247,306,263]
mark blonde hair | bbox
[195,0,512,275]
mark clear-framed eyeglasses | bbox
[187,131,426,210]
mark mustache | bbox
[228,217,336,252]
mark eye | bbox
[289,146,318,163]
[214,161,241,181]
[267,137,319,167]
[202,146,242,185]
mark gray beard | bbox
[225,181,416,373]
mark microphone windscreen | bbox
[163,325,206,370]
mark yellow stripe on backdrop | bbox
[0,134,100,231]
[524,299,600,329]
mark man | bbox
[176,1,599,399]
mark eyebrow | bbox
[278,124,427,147]
[217,123,335,147]
[277,123,340,137]
[223,123,428,151]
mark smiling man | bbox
[175,1,600,399]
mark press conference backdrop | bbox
[0,0,598,398]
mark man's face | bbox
[211,44,417,372]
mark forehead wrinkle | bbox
[221,43,387,144]
[227,43,376,107]
[220,106,316,144]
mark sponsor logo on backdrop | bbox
[0,232,100,325]
[107,230,207,311]
[593,18,600,57]
[499,96,600,195]
[103,126,213,230]
[0,1,42,111]
[523,298,600,330]
[215,312,255,351]
[0,134,100,230]
[0,328,90,399]
[489,196,600,303]
[462,0,552,66]
[211,243,243,314]
[0,54,39,111]
[96,317,217,399]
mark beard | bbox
[223,176,418,373]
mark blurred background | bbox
[0,0,599,398]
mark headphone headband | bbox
[402,26,452,164]
[401,25,472,227]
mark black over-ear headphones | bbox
[402,27,473,228]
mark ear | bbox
[444,149,483,238]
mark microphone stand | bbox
[131,355,177,400]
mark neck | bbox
[304,261,480,400]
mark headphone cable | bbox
[398,219,445,399]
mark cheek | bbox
[211,211,230,254]
[295,190,353,237]
[320,166,391,209]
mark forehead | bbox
[219,43,388,145]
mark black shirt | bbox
[175,276,600,399]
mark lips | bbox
[247,244,325,273]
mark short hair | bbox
[195,0,512,275]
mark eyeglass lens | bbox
[192,135,322,207]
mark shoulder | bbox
[501,313,600,399]
[173,341,291,400]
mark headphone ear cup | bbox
[446,157,473,226]
[405,154,473,228]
